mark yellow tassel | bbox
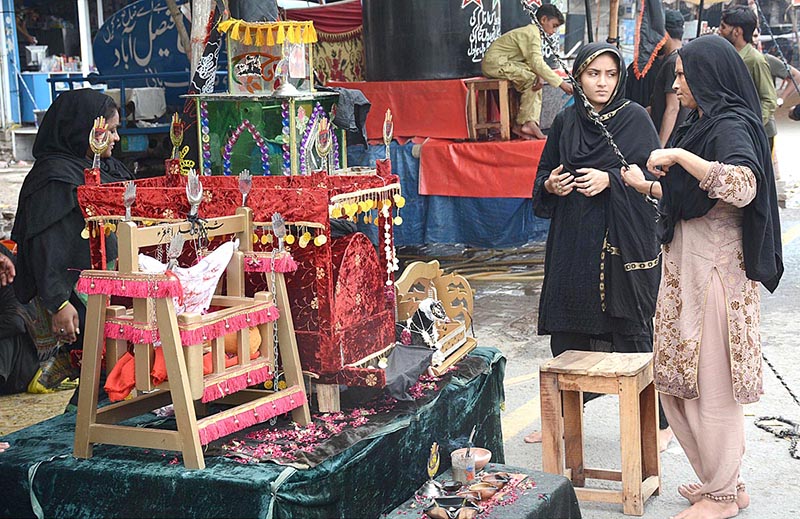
[230,21,241,41]
[302,25,312,44]
[294,25,303,43]
[308,25,318,43]
[243,27,253,45]
[266,27,275,46]
[218,19,233,33]
[277,25,285,44]
[255,27,265,46]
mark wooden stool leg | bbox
[498,81,511,141]
[73,293,107,459]
[155,298,205,470]
[641,383,661,496]
[477,89,488,138]
[540,370,564,475]
[563,390,585,486]
[467,85,478,141]
[619,377,644,515]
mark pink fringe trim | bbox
[201,365,273,403]
[243,252,298,273]
[197,388,308,445]
[77,274,182,299]
[104,306,279,345]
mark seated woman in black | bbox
[530,43,666,444]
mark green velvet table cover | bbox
[0,348,505,519]
[383,463,582,519]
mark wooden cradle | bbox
[73,208,310,469]
[395,260,477,375]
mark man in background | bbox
[648,9,689,146]
[482,4,574,139]
[719,5,778,149]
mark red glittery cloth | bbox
[77,166,399,387]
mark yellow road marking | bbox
[783,222,800,246]
[504,372,538,387]
[501,395,541,439]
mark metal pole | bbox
[608,0,620,44]
[696,0,705,38]
[77,0,93,74]
[584,0,594,42]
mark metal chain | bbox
[762,351,800,407]
[754,415,800,460]
[521,1,630,169]
[270,249,281,387]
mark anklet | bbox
[703,492,737,503]
[736,483,746,493]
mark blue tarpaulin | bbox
[348,142,549,248]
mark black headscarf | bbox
[660,35,783,292]
[12,89,133,309]
[533,43,661,334]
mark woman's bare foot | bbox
[659,426,675,452]
[0,441,9,453]
[520,121,546,139]
[678,483,749,509]
[512,125,536,140]
[523,430,542,443]
[671,497,739,519]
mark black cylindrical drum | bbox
[363,0,536,81]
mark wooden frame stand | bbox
[74,208,311,469]
[539,351,660,516]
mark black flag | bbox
[632,0,666,79]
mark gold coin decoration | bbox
[253,233,259,244]
[314,234,327,246]
[285,234,296,245]
[81,227,90,239]
[261,234,269,245]
[393,216,403,225]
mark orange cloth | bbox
[419,138,546,198]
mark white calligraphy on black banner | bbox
[465,1,502,63]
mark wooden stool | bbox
[465,78,514,141]
[539,351,660,516]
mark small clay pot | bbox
[468,482,498,501]
[450,447,492,470]
[480,473,509,489]
[442,480,463,493]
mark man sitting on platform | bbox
[481,3,574,140]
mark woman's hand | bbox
[0,255,14,287]
[574,168,610,197]
[544,165,575,197]
[621,164,649,193]
[646,149,682,177]
[52,302,80,345]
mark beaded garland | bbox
[281,101,292,176]
[200,101,212,176]
[222,119,271,176]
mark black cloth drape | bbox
[660,35,783,292]
[0,245,38,394]
[12,89,133,314]
[532,43,661,339]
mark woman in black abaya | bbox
[530,44,666,443]
[12,89,133,409]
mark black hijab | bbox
[660,35,783,292]
[12,89,133,307]
[535,43,662,330]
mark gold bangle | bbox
[57,300,70,312]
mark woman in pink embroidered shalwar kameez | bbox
[621,35,783,519]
